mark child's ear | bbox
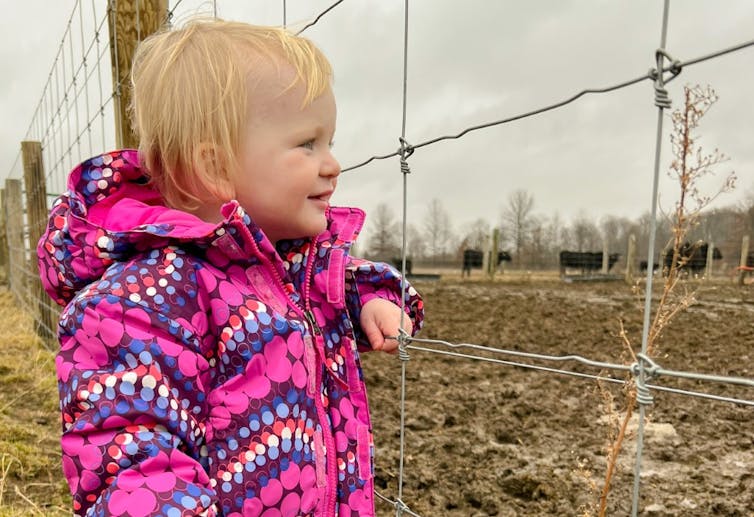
[193,143,235,202]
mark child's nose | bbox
[321,151,341,178]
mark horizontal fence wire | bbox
[342,37,754,173]
[375,490,423,517]
[404,337,754,407]
[295,0,345,35]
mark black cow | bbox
[390,257,413,276]
[663,242,722,276]
[462,249,512,277]
[639,260,660,274]
[559,251,620,275]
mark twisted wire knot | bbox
[650,48,682,109]
[398,137,414,175]
[394,497,409,516]
[635,378,654,406]
[654,84,672,109]
[397,327,411,362]
[631,353,661,406]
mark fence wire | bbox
[2,2,753,517]
[341,37,754,174]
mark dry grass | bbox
[0,287,69,516]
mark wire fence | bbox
[1,1,753,516]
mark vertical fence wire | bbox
[632,0,672,514]
[395,0,412,513]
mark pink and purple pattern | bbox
[38,150,424,516]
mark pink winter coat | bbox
[37,149,424,517]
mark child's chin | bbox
[293,221,327,240]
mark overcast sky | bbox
[2,1,753,243]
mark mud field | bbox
[362,274,754,516]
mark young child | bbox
[38,19,423,517]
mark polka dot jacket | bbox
[37,150,424,517]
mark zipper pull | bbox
[304,310,322,336]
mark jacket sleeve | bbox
[344,257,424,351]
[57,291,219,517]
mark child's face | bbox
[234,66,340,243]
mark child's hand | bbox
[359,298,413,353]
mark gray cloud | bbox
[3,1,752,242]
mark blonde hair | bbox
[129,19,333,211]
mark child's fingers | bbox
[362,318,386,350]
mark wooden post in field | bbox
[489,228,500,279]
[4,179,24,299]
[0,189,7,283]
[601,239,609,275]
[625,234,636,284]
[481,236,490,279]
[739,235,750,286]
[22,141,55,342]
[704,241,714,280]
[108,0,167,149]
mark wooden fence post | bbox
[108,0,168,149]
[22,141,55,342]
[705,241,714,280]
[4,179,25,300]
[739,235,750,286]
[488,228,500,279]
[625,234,636,284]
[0,189,7,283]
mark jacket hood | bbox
[38,149,364,306]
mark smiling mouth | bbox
[309,192,332,202]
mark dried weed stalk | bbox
[591,85,736,516]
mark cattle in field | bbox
[390,257,413,276]
[639,260,660,274]
[462,249,512,277]
[663,242,722,276]
[559,251,620,276]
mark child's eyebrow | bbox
[299,124,334,137]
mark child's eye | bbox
[299,140,315,150]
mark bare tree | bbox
[600,215,633,258]
[525,215,548,268]
[367,203,400,260]
[544,213,566,252]
[502,189,535,260]
[406,223,427,260]
[423,199,454,260]
[569,211,601,251]
[739,184,754,242]
[459,218,490,251]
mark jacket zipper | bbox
[240,227,338,515]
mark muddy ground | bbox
[363,272,754,516]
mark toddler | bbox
[38,19,423,517]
